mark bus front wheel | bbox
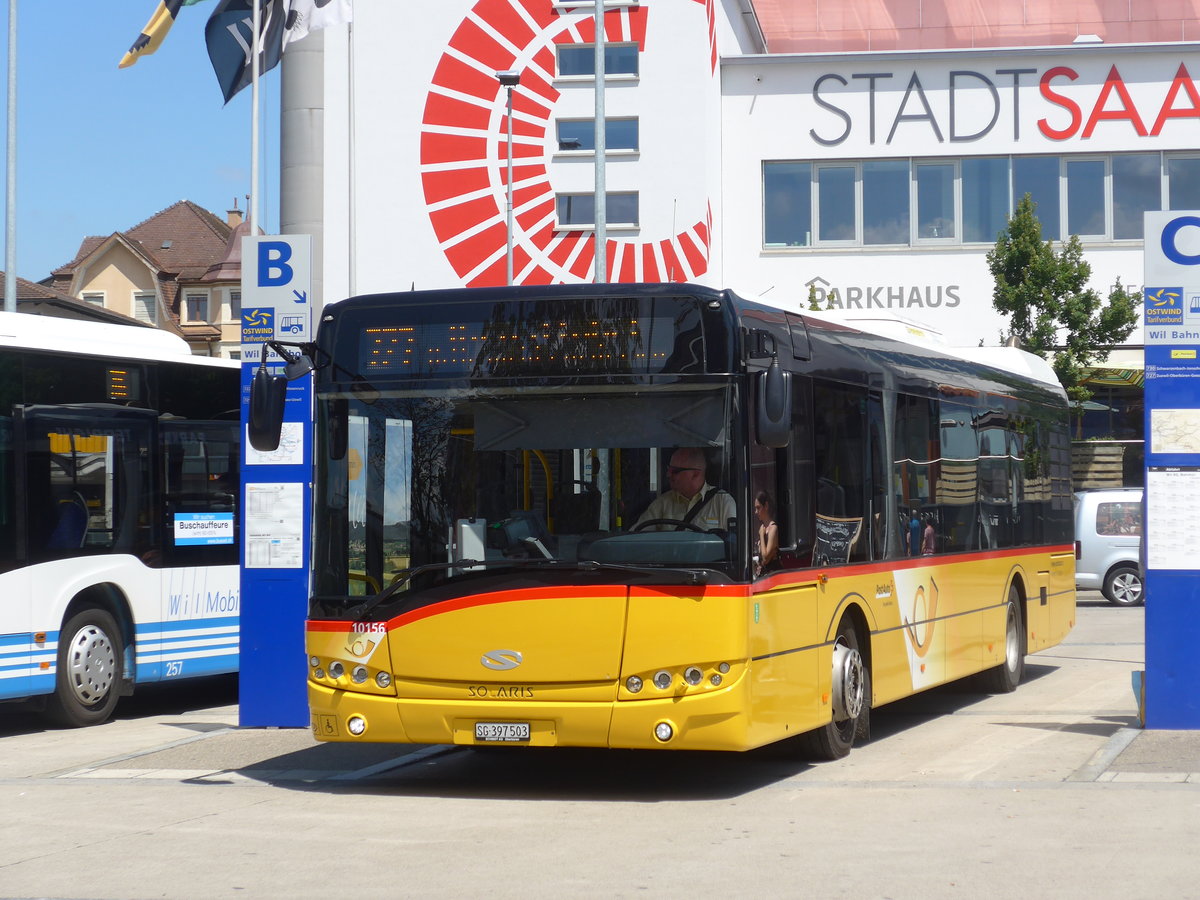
[978,586,1025,693]
[45,608,122,728]
[797,618,871,761]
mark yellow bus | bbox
[253,283,1075,759]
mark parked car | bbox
[1074,488,1144,606]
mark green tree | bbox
[807,282,821,311]
[986,194,1139,414]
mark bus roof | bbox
[0,311,237,368]
[746,299,1064,394]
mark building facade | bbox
[313,0,1195,367]
[44,200,251,358]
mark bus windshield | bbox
[312,381,743,615]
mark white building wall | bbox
[318,4,1194,349]
[721,45,1200,345]
[322,0,725,304]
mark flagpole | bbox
[4,0,16,313]
[347,21,356,297]
[593,0,606,284]
[250,0,261,236]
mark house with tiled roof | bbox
[42,199,254,358]
[2,273,154,327]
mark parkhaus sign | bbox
[769,52,1200,157]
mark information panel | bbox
[239,235,313,728]
[1141,211,1200,729]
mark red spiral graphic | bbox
[420,0,713,286]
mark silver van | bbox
[1074,488,1143,606]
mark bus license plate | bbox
[475,722,530,742]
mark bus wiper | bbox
[352,557,577,619]
[573,560,711,584]
[352,557,712,620]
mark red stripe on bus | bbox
[750,544,1075,593]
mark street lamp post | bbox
[496,70,520,286]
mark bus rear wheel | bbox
[45,608,122,728]
[797,619,870,761]
[978,586,1025,693]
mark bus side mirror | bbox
[248,364,287,452]
[755,359,792,448]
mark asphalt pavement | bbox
[0,591,1197,899]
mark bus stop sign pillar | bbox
[238,234,314,728]
[1141,210,1200,729]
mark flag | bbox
[205,0,287,104]
[206,0,352,104]
[282,0,353,51]
[120,0,211,69]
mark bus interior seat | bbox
[47,492,89,550]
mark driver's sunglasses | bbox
[666,465,700,475]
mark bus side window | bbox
[161,422,239,567]
[780,375,814,568]
[812,380,869,564]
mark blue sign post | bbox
[238,235,314,727]
[1141,211,1200,729]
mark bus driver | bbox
[635,447,736,532]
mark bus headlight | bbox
[653,670,672,690]
[328,660,345,679]
[351,665,368,684]
[375,671,392,688]
[626,675,643,693]
[347,716,367,736]
[654,722,674,742]
[684,666,703,686]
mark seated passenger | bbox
[754,490,780,576]
[635,447,735,532]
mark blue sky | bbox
[2,1,280,281]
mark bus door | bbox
[0,411,35,700]
[14,403,156,595]
[159,419,241,674]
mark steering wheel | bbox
[630,518,708,534]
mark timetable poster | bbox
[1146,467,1200,570]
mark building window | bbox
[557,118,638,152]
[1112,154,1160,240]
[133,292,156,324]
[962,157,1009,243]
[816,165,855,242]
[915,161,956,240]
[556,192,639,228]
[81,292,104,307]
[1168,157,1200,209]
[762,151,1187,250]
[763,162,811,248]
[863,160,909,245]
[556,43,638,78]
[185,293,209,323]
[1012,156,1060,241]
[229,290,241,321]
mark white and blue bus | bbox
[0,312,240,726]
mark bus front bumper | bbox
[308,676,757,751]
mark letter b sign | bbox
[258,241,294,287]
